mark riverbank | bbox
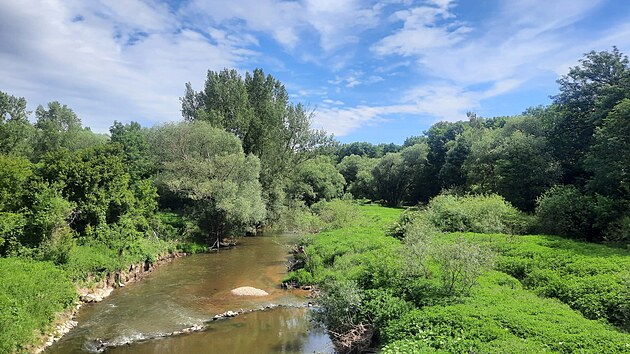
[288,204,630,353]
[31,251,188,353]
[43,234,333,354]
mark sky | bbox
[1,0,629,144]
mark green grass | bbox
[444,233,630,329]
[0,258,76,354]
[382,271,630,354]
[298,204,630,353]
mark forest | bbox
[0,48,629,353]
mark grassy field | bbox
[294,203,630,353]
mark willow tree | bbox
[150,121,265,243]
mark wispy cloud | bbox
[0,0,255,131]
[328,71,384,88]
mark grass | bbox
[0,258,76,354]
[297,204,630,353]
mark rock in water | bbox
[230,286,269,296]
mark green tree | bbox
[372,153,407,207]
[38,145,135,234]
[0,155,32,253]
[151,121,265,242]
[110,121,154,180]
[182,68,332,222]
[550,47,630,184]
[464,127,559,211]
[337,154,377,199]
[586,99,630,198]
[0,91,34,158]
[290,156,345,205]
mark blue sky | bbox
[1,0,629,144]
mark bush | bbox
[535,185,626,241]
[435,238,495,296]
[362,289,412,337]
[425,194,530,234]
[0,258,76,353]
[311,199,360,231]
[283,268,315,285]
[381,272,630,353]
[605,215,630,245]
[313,279,364,335]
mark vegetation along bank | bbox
[1,47,629,353]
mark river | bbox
[45,235,333,354]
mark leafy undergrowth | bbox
[382,272,630,354]
[296,204,630,353]
[0,258,76,354]
[446,233,630,330]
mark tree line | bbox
[1,47,628,264]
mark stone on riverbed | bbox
[230,286,269,296]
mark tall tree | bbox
[586,99,630,198]
[550,47,630,184]
[151,121,265,241]
[0,92,34,158]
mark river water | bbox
[45,235,333,354]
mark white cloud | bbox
[185,0,382,52]
[372,1,470,56]
[328,71,384,88]
[0,0,254,132]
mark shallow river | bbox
[45,235,333,354]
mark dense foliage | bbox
[1,48,629,352]
[292,204,630,353]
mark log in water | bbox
[45,235,332,354]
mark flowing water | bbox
[45,235,333,354]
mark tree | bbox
[110,121,154,181]
[550,47,630,184]
[38,145,135,234]
[151,121,265,242]
[372,153,407,207]
[586,99,630,198]
[33,101,104,159]
[0,91,34,158]
[424,121,467,197]
[337,154,377,199]
[400,143,430,204]
[290,156,345,205]
[464,128,559,211]
[182,68,332,221]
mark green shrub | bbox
[387,207,422,240]
[283,268,315,285]
[311,199,360,231]
[456,232,630,331]
[605,215,630,244]
[535,185,626,241]
[0,258,76,353]
[425,194,529,234]
[435,238,495,296]
[362,289,412,337]
[381,272,630,353]
[313,279,364,335]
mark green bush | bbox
[535,185,626,241]
[313,279,364,335]
[283,268,315,285]
[362,289,412,338]
[311,199,360,231]
[425,194,530,234]
[0,258,76,353]
[453,232,630,331]
[381,272,630,353]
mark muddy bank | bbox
[33,252,187,353]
